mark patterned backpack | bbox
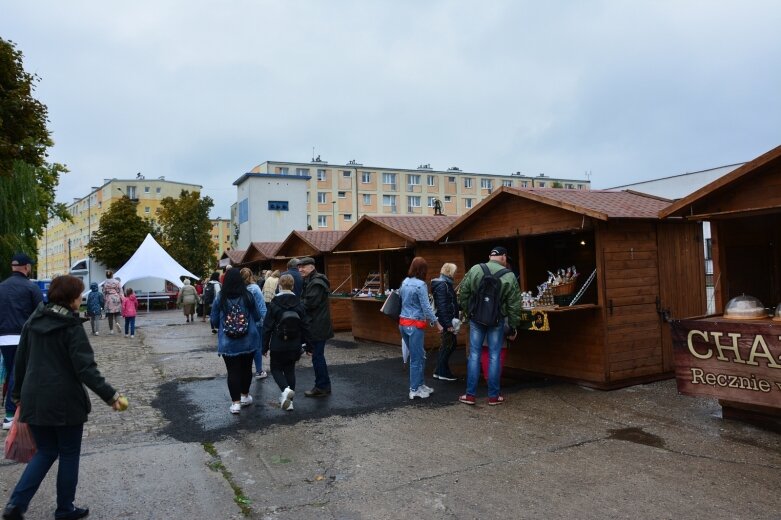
[222,295,250,338]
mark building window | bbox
[427,175,436,187]
[278,167,289,175]
[268,201,289,211]
[538,181,546,188]
[318,215,327,227]
[502,180,512,187]
[144,186,150,193]
[407,174,421,186]
[317,169,327,181]
[342,170,351,177]
[408,196,421,208]
[296,168,310,177]
[382,195,397,207]
[480,179,493,190]
[464,198,474,209]
[444,196,452,202]
[126,186,137,199]
[344,214,352,221]
[521,181,529,188]
[307,215,311,227]
[382,173,396,186]
[306,192,310,203]
[156,187,161,193]
[317,192,327,204]
[238,199,249,224]
[577,184,585,190]
[363,194,371,205]
[144,206,150,213]
[338,191,346,198]
[361,171,371,183]
[427,196,437,207]
[448,176,455,183]
[464,178,473,189]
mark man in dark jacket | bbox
[297,257,334,397]
[0,253,44,430]
[262,274,311,411]
[431,262,459,381]
[278,258,303,296]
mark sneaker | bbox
[124,334,129,338]
[421,384,434,394]
[488,395,505,406]
[255,371,268,380]
[109,330,114,335]
[281,387,295,410]
[229,403,241,414]
[409,387,431,400]
[240,395,253,407]
[458,394,476,405]
[130,335,134,338]
[433,373,457,381]
[2,504,23,520]
[2,417,13,430]
[304,387,331,398]
[94,331,99,336]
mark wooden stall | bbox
[239,241,282,273]
[274,230,352,331]
[436,186,706,389]
[218,249,245,269]
[660,144,781,424]
[331,215,463,348]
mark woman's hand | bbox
[436,322,444,332]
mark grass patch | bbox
[201,442,252,516]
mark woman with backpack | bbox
[210,268,262,414]
[262,274,310,411]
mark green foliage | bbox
[87,196,156,270]
[156,190,216,278]
[0,39,71,278]
[551,181,563,189]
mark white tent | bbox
[112,234,199,289]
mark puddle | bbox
[607,427,665,449]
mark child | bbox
[121,287,139,338]
[86,281,105,335]
[261,274,310,411]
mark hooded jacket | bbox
[431,274,458,328]
[262,292,311,354]
[0,271,43,337]
[86,282,105,317]
[13,303,117,426]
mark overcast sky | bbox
[4,1,781,218]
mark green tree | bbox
[87,196,156,270]
[551,181,564,189]
[0,39,70,278]
[156,190,216,278]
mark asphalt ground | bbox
[1,309,780,519]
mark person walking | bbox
[1,275,125,520]
[0,253,43,431]
[85,282,105,336]
[296,257,334,397]
[194,278,205,319]
[262,270,280,303]
[102,270,123,335]
[399,257,443,400]
[431,262,459,382]
[203,272,222,326]
[457,246,521,406]
[262,274,310,411]
[177,278,199,323]
[240,268,268,380]
[210,268,262,414]
[280,259,303,296]
[121,287,139,338]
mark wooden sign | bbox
[671,318,781,409]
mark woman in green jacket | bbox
[2,275,125,520]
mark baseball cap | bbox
[489,246,508,257]
[11,253,34,266]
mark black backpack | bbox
[276,308,302,342]
[469,263,511,327]
[203,282,218,305]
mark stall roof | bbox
[241,241,282,264]
[332,215,458,252]
[659,143,781,219]
[276,230,346,257]
[436,187,672,241]
[219,248,246,268]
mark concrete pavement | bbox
[1,309,780,519]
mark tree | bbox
[87,196,156,270]
[551,181,564,189]
[156,190,216,278]
[0,39,70,278]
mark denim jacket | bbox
[398,277,437,323]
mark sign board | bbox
[671,318,781,409]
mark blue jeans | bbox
[310,340,331,390]
[124,316,136,336]
[399,325,425,391]
[253,330,264,374]
[466,321,504,398]
[1,344,17,417]
[8,424,84,517]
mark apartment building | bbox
[249,159,590,232]
[37,177,202,279]
[211,217,233,258]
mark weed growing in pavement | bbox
[202,441,253,516]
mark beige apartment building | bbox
[249,159,590,231]
[37,177,202,279]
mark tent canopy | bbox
[112,234,199,289]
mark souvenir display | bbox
[722,294,767,320]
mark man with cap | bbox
[297,257,334,397]
[457,246,521,406]
[0,253,44,430]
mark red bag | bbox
[481,347,507,382]
[4,407,36,463]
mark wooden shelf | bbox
[526,304,600,313]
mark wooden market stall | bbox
[274,230,352,331]
[331,215,462,348]
[218,248,245,269]
[436,186,706,389]
[660,144,781,424]
[239,241,282,273]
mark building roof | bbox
[367,215,460,242]
[605,163,744,199]
[224,249,246,264]
[292,230,346,253]
[248,241,282,259]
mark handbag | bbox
[380,290,401,320]
[4,407,36,463]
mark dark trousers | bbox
[1,344,17,417]
[311,340,331,390]
[270,350,300,392]
[434,331,457,378]
[222,353,254,401]
[8,424,84,516]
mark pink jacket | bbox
[121,294,139,318]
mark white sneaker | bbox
[2,417,13,430]
[409,387,431,400]
[124,334,129,338]
[281,387,295,410]
[255,371,268,380]
[230,403,241,414]
[94,331,99,336]
[130,335,135,338]
[240,395,253,407]
[421,384,434,394]
[109,330,114,335]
